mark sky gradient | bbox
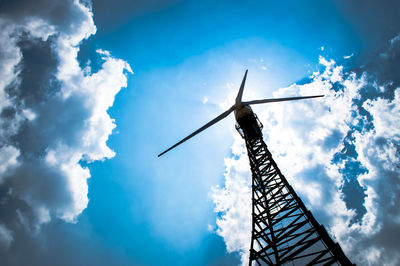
[0,0,400,265]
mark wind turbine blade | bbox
[158,106,235,157]
[243,95,324,105]
[235,70,248,104]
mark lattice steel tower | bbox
[159,70,354,265]
[236,115,353,265]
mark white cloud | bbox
[0,224,13,248]
[0,19,23,142]
[0,146,19,183]
[211,134,252,264]
[0,0,131,236]
[344,53,354,59]
[212,55,400,265]
[342,89,400,265]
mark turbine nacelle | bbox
[234,104,254,122]
[158,70,324,157]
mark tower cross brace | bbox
[236,115,353,266]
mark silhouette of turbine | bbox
[159,70,353,265]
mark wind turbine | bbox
[158,70,353,265]
[158,70,322,157]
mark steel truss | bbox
[236,118,353,266]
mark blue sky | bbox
[0,0,400,265]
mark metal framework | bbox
[236,115,354,266]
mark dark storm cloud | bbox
[7,37,89,156]
[0,35,90,234]
[0,0,93,36]
[0,0,130,261]
[0,0,72,20]
[0,0,91,235]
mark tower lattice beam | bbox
[236,115,353,266]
